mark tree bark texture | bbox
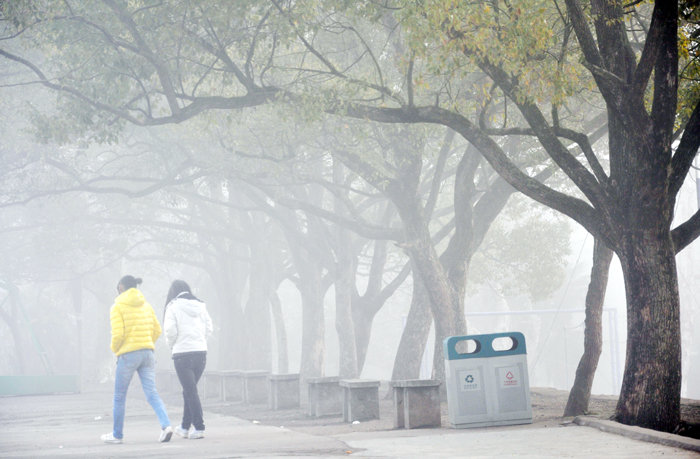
[397,208,466,373]
[615,232,681,431]
[564,238,613,416]
[391,262,433,381]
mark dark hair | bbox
[118,275,142,291]
[164,280,201,317]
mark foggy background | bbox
[0,3,698,404]
[1,109,698,400]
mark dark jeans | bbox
[173,351,207,431]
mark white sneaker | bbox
[101,433,122,444]
[159,425,173,443]
[188,429,204,439]
[174,425,189,438]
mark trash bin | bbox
[443,332,532,428]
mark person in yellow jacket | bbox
[101,275,173,444]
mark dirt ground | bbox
[206,386,700,439]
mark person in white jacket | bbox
[163,280,213,440]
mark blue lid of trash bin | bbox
[443,332,526,360]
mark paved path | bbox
[0,389,698,458]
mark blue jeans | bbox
[112,349,170,439]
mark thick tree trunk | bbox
[615,232,681,432]
[391,265,433,381]
[401,218,466,379]
[431,292,462,382]
[564,238,613,416]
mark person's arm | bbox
[150,304,162,343]
[203,306,213,339]
[164,305,178,349]
[109,305,125,354]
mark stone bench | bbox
[268,373,300,410]
[306,376,343,417]
[339,379,380,422]
[391,379,442,429]
[242,370,269,404]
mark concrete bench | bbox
[268,373,300,410]
[242,370,269,404]
[391,379,442,429]
[306,376,343,417]
[221,370,244,402]
[339,379,380,422]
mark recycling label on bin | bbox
[497,366,521,388]
[458,369,481,391]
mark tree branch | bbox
[477,58,610,210]
[670,99,700,196]
[102,0,181,115]
[269,193,402,241]
[424,128,455,218]
[672,208,700,253]
[338,103,614,246]
[268,0,403,106]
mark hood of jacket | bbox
[115,288,146,308]
[172,296,206,317]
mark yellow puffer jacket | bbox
[110,288,162,356]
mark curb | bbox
[574,415,700,453]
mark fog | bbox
[1,118,698,400]
[0,3,698,415]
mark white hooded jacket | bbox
[164,293,213,355]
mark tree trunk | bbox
[244,251,272,371]
[215,283,246,370]
[352,300,375,375]
[391,264,433,381]
[564,238,613,416]
[212,256,246,370]
[615,232,681,432]
[335,253,359,378]
[354,238,411,375]
[399,210,466,338]
[269,291,289,373]
[298,260,326,379]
